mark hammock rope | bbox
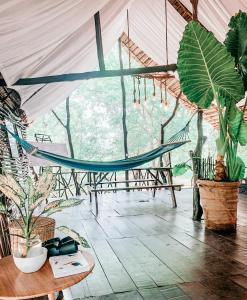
[1,122,191,172]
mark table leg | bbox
[63,287,73,300]
[48,293,55,300]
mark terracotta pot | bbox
[197,180,240,231]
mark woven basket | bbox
[9,217,55,254]
[197,180,240,231]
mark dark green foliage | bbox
[177,21,244,109]
[178,19,247,181]
[225,11,247,90]
[173,163,191,176]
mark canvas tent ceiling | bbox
[0,0,246,121]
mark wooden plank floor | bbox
[54,189,247,300]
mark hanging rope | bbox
[144,78,147,101]
[164,0,169,107]
[127,9,131,69]
[165,0,169,66]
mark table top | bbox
[0,251,94,299]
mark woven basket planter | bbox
[9,217,55,254]
[197,180,240,231]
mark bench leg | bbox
[95,191,99,215]
[167,170,177,208]
[63,287,73,300]
[153,170,158,197]
[170,187,177,208]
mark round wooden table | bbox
[0,251,94,300]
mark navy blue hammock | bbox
[1,122,190,172]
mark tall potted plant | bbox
[0,169,89,273]
[177,11,247,231]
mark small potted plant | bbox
[0,169,89,273]
[177,11,247,231]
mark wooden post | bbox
[191,109,203,221]
[118,38,129,189]
[189,0,203,221]
[160,92,180,166]
[52,98,80,196]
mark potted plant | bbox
[0,169,89,273]
[177,11,247,231]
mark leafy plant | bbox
[225,11,247,90]
[172,162,192,176]
[0,169,89,257]
[177,13,247,182]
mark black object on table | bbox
[42,236,79,257]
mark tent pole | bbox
[94,12,105,71]
[10,64,176,86]
[118,38,129,189]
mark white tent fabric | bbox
[127,0,186,65]
[0,0,132,119]
[0,0,246,120]
[127,0,247,67]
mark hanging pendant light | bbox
[134,76,141,108]
[162,80,169,110]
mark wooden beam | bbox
[190,0,199,20]
[167,0,193,22]
[94,11,105,71]
[12,64,177,86]
[168,0,202,26]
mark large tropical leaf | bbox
[34,168,55,197]
[238,121,247,146]
[226,143,245,181]
[228,104,247,146]
[57,226,90,248]
[227,155,245,181]
[46,207,62,217]
[30,169,56,210]
[43,198,83,213]
[177,21,244,109]
[0,174,24,206]
[224,11,247,90]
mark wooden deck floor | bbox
[55,188,247,300]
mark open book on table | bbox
[49,251,90,278]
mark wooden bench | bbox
[87,167,181,214]
[90,184,182,212]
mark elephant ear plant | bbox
[177,11,247,182]
[0,169,89,257]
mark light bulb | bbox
[134,100,141,109]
